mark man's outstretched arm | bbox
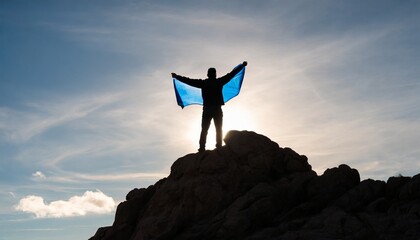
[220,61,247,85]
[172,73,203,88]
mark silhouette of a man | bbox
[172,61,247,152]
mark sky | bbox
[1,0,420,239]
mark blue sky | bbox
[1,0,420,239]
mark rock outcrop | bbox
[90,130,420,240]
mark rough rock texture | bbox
[90,130,420,240]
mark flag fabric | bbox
[173,64,245,108]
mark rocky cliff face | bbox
[90,131,420,240]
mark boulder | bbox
[90,130,420,240]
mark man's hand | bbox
[243,61,247,66]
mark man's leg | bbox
[214,107,223,148]
[199,108,212,151]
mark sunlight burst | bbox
[186,107,256,150]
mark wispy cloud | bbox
[0,93,121,143]
[12,228,62,232]
[15,190,116,218]
[51,172,167,184]
[9,92,174,169]
[9,192,16,199]
[32,171,46,180]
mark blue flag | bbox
[173,64,245,108]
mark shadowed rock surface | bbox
[90,130,420,240]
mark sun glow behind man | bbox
[172,62,247,151]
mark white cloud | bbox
[15,190,116,218]
[32,171,46,180]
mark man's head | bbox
[207,68,216,79]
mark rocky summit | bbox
[90,130,420,240]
